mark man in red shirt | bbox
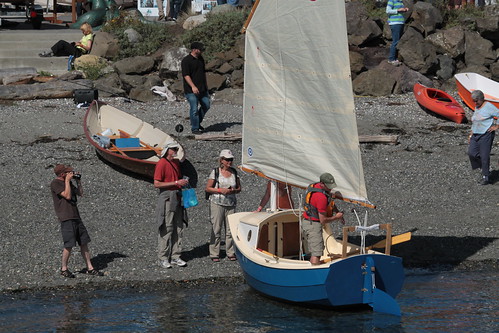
[154,142,189,269]
[302,173,344,265]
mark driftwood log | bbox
[0,79,94,100]
[195,133,398,145]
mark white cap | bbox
[219,149,234,159]
[160,142,180,157]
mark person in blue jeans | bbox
[181,42,210,134]
[468,90,499,185]
[386,0,408,66]
[168,0,184,21]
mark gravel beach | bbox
[0,92,497,292]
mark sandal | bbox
[228,256,237,261]
[86,269,103,276]
[60,269,75,278]
[211,257,220,262]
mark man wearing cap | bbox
[302,173,344,265]
[154,142,189,268]
[181,41,210,134]
[50,164,102,278]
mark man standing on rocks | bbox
[386,0,409,66]
[50,164,102,278]
[181,42,210,134]
[468,90,499,185]
[154,142,189,268]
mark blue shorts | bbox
[60,219,91,248]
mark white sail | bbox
[242,0,368,203]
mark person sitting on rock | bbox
[39,22,93,58]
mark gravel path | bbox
[0,93,497,292]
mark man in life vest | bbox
[302,172,344,265]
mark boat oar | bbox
[347,232,412,256]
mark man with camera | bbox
[50,164,102,278]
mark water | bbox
[0,270,497,332]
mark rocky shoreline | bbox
[0,92,497,293]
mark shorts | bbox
[60,219,91,248]
[301,219,324,257]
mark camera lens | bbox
[73,173,81,180]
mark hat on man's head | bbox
[160,142,180,157]
[219,149,234,159]
[54,164,73,175]
[190,41,205,51]
[320,172,336,189]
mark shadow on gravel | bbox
[348,234,497,269]
[394,236,497,268]
[95,154,154,183]
[182,243,210,261]
[92,252,128,270]
[204,122,242,132]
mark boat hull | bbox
[236,249,404,308]
[228,211,404,313]
[454,73,499,109]
[83,100,183,178]
[413,83,466,123]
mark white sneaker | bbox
[159,260,172,269]
[388,60,401,66]
[171,258,186,267]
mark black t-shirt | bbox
[50,179,81,222]
[181,54,208,94]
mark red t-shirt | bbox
[154,158,181,183]
[302,183,328,221]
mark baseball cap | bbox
[219,149,234,159]
[320,172,336,189]
[54,164,73,175]
[190,41,205,51]
[160,142,180,157]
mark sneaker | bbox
[478,177,490,185]
[192,129,204,135]
[157,14,165,21]
[171,258,187,267]
[159,260,172,269]
[39,51,53,57]
[199,125,205,131]
[171,17,177,22]
[388,60,401,66]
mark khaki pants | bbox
[301,219,324,257]
[209,201,235,258]
[156,191,184,261]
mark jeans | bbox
[389,23,404,61]
[468,131,495,179]
[168,0,184,19]
[185,91,210,132]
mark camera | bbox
[72,172,81,180]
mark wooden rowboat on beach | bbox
[83,100,184,178]
[454,72,499,109]
[413,83,467,124]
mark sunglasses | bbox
[223,158,234,162]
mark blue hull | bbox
[236,249,404,309]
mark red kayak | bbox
[413,83,467,124]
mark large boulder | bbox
[159,47,189,78]
[90,32,120,59]
[113,56,155,75]
[425,26,465,58]
[398,27,438,75]
[182,14,207,30]
[408,1,442,36]
[94,73,126,97]
[346,1,383,46]
[353,67,397,96]
[464,31,496,68]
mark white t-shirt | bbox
[209,168,237,207]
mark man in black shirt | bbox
[181,42,210,134]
